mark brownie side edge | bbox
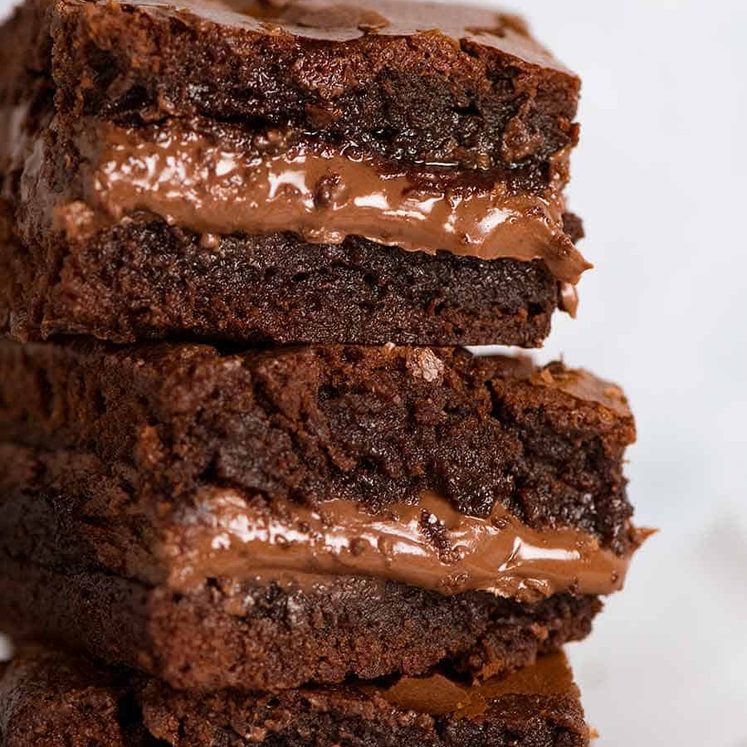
[0,647,589,746]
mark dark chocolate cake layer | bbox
[0,0,580,170]
[0,341,636,553]
[0,0,587,346]
[0,647,590,746]
[0,210,576,347]
[0,554,601,693]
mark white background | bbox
[0,0,745,745]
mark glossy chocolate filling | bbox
[66,121,590,285]
[164,492,633,603]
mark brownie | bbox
[0,342,642,691]
[0,647,590,746]
[0,0,588,347]
[0,209,577,347]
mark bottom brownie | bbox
[0,647,590,746]
[0,555,600,692]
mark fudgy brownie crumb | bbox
[0,217,563,347]
[0,340,636,551]
[0,0,580,170]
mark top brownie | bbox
[0,0,587,346]
[1,0,579,169]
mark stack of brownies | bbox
[0,0,648,744]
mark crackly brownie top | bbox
[104,0,570,68]
[0,0,581,168]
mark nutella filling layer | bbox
[165,492,635,603]
[71,121,590,285]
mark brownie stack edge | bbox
[0,0,647,745]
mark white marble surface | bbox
[0,0,745,744]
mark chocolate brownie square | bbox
[0,0,588,346]
[0,341,644,691]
